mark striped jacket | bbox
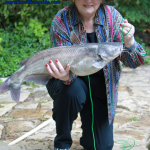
[50,4,146,124]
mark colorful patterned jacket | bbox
[50,4,146,124]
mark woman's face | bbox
[75,0,102,20]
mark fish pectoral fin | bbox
[70,30,81,45]
[24,74,52,85]
[92,61,104,69]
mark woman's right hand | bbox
[46,59,70,81]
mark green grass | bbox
[131,117,138,121]
[0,102,9,105]
[39,101,47,104]
[26,82,36,87]
[0,79,3,85]
[6,116,13,119]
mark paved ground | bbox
[0,65,150,150]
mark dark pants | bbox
[46,77,114,150]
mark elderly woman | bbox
[46,0,146,150]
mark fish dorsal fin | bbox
[70,31,81,45]
[20,58,29,66]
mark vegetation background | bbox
[0,0,150,77]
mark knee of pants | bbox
[47,78,88,107]
[62,79,88,102]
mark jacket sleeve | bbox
[111,6,146,68]
[50,18,77,85]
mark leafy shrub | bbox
[0,0,65,30]
[0,1,68,78]
[13,18,49,43]
[141,43,150,55]
[144,56,150,65]
[0,32,3,52]
[135,39,150,56]
[0,79,3,85]
[106,0,150,32]
[0,19,51,77]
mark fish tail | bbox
[0,78,10,94]
[10,86,21,103]
[0,77,21,103]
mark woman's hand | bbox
[119,19,135,48]
[46,59,70,81]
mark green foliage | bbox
[0,33,3,52]
[135,36,150,55]
[29,19,48,41]
[1,0,149,32]
[141,43,150,55]
[13,18,49,43]
[144,56,150,65]
[131,116,138,121]
[39,101,48,103]
[0,79,3,85]
[25,82,37,88]
[0,1,66,78]
[135,36,150,65]
[106,0,150,32]
[0,19,51,77]
[0,102,9,105]
[0,0,65,29]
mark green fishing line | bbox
[88,75,96,150]
[88,23,134,150]
[123,24,132,37]
[106,22,133,44]
[114,138,135,150]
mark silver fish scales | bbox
[0,31,123,102]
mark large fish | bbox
[0,31,123,102]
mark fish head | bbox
[97,42,123,64]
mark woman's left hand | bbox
[119,19,135,48]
